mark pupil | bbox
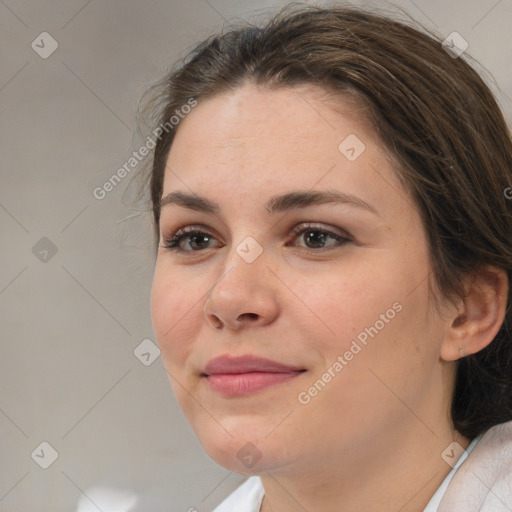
[192,234,209,249]
[306,230,325,248]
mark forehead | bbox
[168,83,373,158]
[162,83,402,214]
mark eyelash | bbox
[161,223,352,254]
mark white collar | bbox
[423,433,482,511]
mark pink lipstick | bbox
[203,355,305,397]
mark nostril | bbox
[240,313,259,320]
[205,313,223,329]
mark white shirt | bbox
[212,431,486,512]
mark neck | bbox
[259,427,470,512]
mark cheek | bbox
[150,264,203,360]
[289,265,399,350]
[291,253,435,371]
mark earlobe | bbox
[440,265,508,362]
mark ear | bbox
[440,264,509,361]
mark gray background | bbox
[0,0,511,510]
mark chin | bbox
[193,416,290,474]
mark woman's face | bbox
[151,84,457,476]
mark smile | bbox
[202,355,306,397]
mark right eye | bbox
[161,226,222,253]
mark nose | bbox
[203,247,281,330]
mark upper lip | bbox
[203,355,306,375]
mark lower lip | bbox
[205,371,303,396]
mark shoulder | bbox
[438,420,512,511]
[212,476,264,512]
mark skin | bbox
[150,83,508,511]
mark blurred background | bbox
[1,0,511,510]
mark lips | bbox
[202,355,306,396]
[204,355,305,375]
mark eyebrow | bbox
[159,189,379,216]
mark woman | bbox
[137,4,512,510]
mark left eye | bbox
[287,224,351,251]
[161,224,351,253]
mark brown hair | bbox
[136,3,512,438]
